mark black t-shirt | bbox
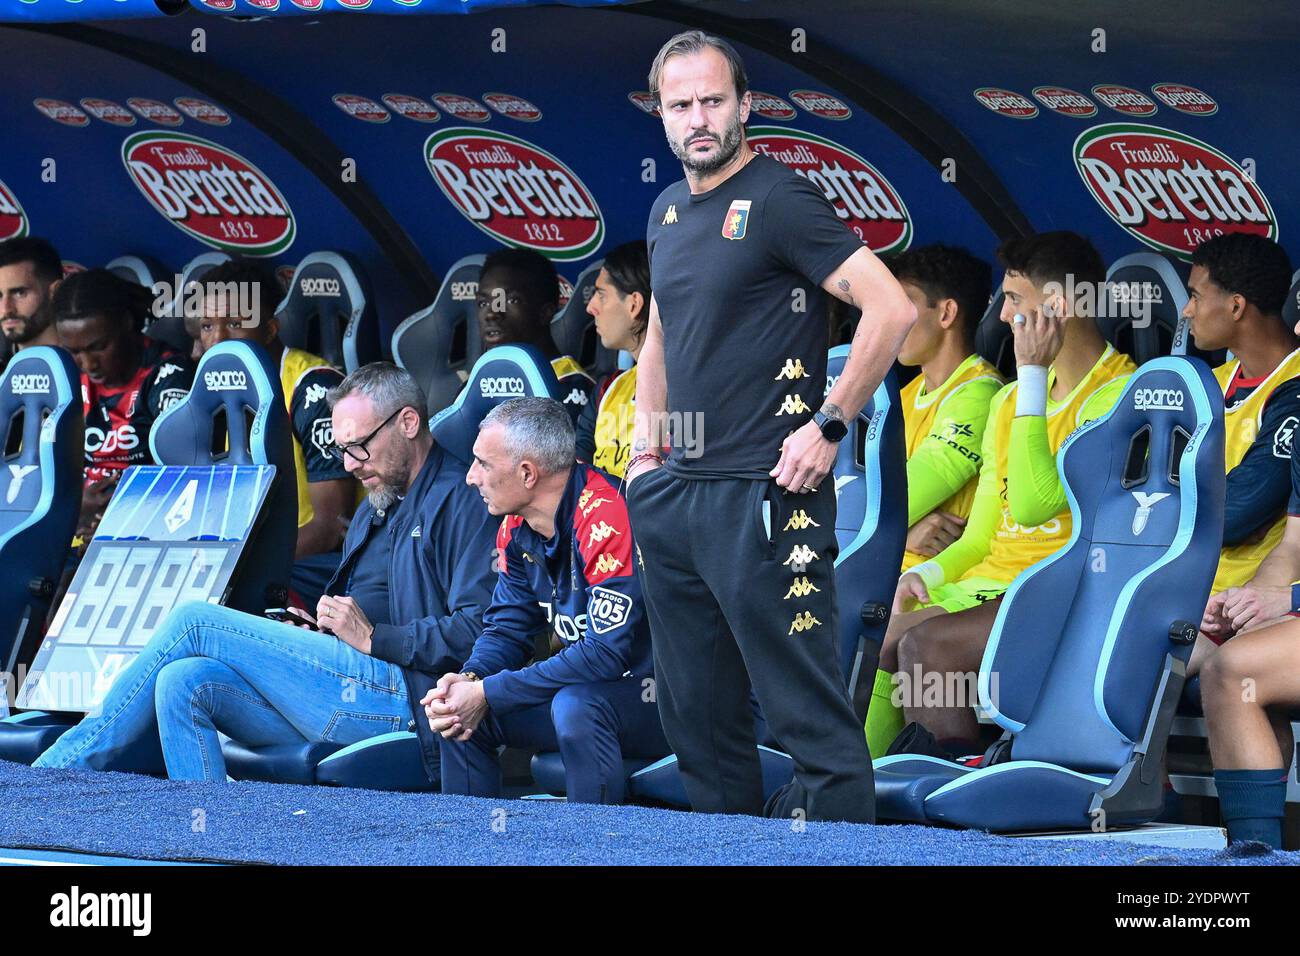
[646,154,864,478]
[341,506,395,628]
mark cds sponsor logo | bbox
[332,94,390,123]
[0,179,29,242]
[34,98,90,127]
[627,91,660,116]
[425,128,605,261]
[173,98,231,127]
[382,94,440,123]
[431,94,490,123]
[1074,124,1276,260]
[204,370,248,391]
[300,277,341,297]
[1151,83,1218,116]
[1092,85,1157,117]
[749,127,911,254]
[789,89,852,120]
[126,98,184,126]
[973,87,1038,119]
[1134,387,1184,411]
[86,425,139,454]
[10,374,50,396]
[1031,86,1098,118]
[123,131,296,256]
[80,99,136,127]
[483,92,542,122]
[748,91,797,120]
[480,376,526,399]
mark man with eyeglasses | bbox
[34,363,499,788]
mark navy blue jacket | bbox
[326,442,498,780]
[462,462,654,713]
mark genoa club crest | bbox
[722,199,751,240]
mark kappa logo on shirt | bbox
[304,383,329,408]
[722,199,752,240]
[774,358,808,381]
[156,363,184,381]
[662,204,678,225]
[564,388,589,406]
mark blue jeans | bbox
[439,677,669,804]
[33,601,410,781]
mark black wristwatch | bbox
[813,410,848,443]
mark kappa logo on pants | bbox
[783,576,821,599]
[783,509,819,531]
[782,544,819,572]
[787,610,822,635]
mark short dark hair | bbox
[0,237,63,284]
[1190,233,1293,317]
[601,240,651,329]
[997,231,1106,291]
[648,29,749,104]
[52,268,153,335]
[200,257,283,320]
[481,247,560,318]
[890,243,992,331]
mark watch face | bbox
[819,413,848,441]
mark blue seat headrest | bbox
[431,344,562,465]
[1100,252,1191,363]
[276,251,376,373]
[973,287,1013,379]
[0,346,81,521]
[392,253,486,416]
[150,340,282,466]
[550,258,617,377]
[1283,268,1300,336]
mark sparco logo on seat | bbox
[425,128,604,261]
[11,374,50,395]
[122,131,296,256]
[1074,124,1276,260]
[204,370,248,391]
[300,277,341,297]
[1134,387,1185,411]
[480,377,526,399]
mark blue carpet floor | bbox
[0,761,1295,866]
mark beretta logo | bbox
[431,94,490,123]
[199,0,234,8]
[332,94,390,123]
[1151,83,1219,115]
[973,87,1038,118]
[1031,86,1098,117]
[81,99,137,126]
[483,93,542,122]
[425,127,604,261]
[748,126,911,255]
[1074,123,1275,260]
[122,131,297,256]
[1091,85,1157,117]
[748,91,797,120]
[627,92,660,116]
[336,0,375,8]
[290,0,323,8]
[246,0,280,9]
[382,94,440,123]
[34,98,90,127]
[173,98,231,126]
[0,179,29,242]
[126,98,184,126]
[789,89,852,120]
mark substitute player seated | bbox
[863,244,1003,754]
[196,259,361,607]
[476,248,593,421]
[52,269,194,543]
[575,240,650,478]
[427,397,667,804]
[877,232,1134,760]
[0,236,64,366]
[33,363,498,784]
[1180,234,1300,675]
